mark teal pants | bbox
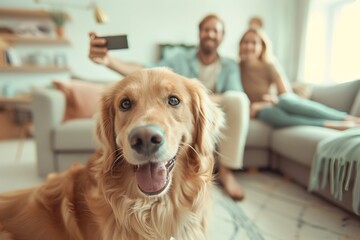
[257,93,347,128]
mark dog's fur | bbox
[0,68,224,240]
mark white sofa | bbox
[32,79,360,214]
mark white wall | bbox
[0,0,297,93]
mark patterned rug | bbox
[210,185,264,240]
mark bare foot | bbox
[324,121,359,130]
[217,165,245,201]
[345,115,360,124]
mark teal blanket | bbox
[308,129,360,215]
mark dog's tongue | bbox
[135,162,167,194]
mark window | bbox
[304,0,360,83]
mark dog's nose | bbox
[128,124,164,155]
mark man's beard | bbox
[200,41,217,55]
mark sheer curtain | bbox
[292,0,312,83]
[303,0,360,83]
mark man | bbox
[88,14,249,200]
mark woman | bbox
[239,28,360,130]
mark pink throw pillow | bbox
[53,79,106,121]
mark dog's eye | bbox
[120,99,132,111]
[168,96,180,107]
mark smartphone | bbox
[98,35,128,50]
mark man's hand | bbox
[88,32,144,76]
[88,32,111,66]
[210,93,223,104]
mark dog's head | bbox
[95,68,224,198]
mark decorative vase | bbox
[55,27,65,38]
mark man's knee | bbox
[222,91,249,105]
[220,91,250,114]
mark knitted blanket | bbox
[308,129,360,215]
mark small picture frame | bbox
[158,43,197,60]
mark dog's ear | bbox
[189,80,225,157]
[95,87,118,163]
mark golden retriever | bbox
[0,68,225,240]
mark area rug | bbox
[210,185,264,240]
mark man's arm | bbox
[88,32,144,76]
[106,56,144,76]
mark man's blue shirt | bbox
[146,48,243,93]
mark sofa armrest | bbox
[31,88,66,176]
[310,79,360,113]
[350,89,360,117]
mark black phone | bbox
[99,35,128,50]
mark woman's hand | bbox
[262,94,278,104]
[251,94,278,118]
[250,101,273,118]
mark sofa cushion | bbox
[246,119,272,148]
[270,126,340,167]
[53,79,106,122]
[53,119,98,151]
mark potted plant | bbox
[49,11,68,38]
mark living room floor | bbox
[0,139,359,240]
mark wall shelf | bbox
[0,34,70,45]
[0,7,70,19]
[0,6,71,89]
[0,65,71,73]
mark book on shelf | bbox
[5,47,22,66]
